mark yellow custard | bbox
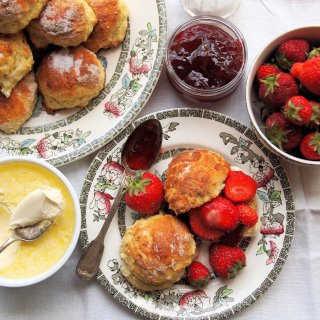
[0,162,75,279]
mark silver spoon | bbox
[76,119,163,281]
[0,220,53,254]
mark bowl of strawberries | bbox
[246,26,320,166]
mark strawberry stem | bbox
[310,132,320,156]
[126,171,151,196]
[260,73,281,96]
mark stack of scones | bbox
[0,0,129,133]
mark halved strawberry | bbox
[224,171,258,203]
[189,208,225,241]
[220,224,245,247]
[200,196,239,232]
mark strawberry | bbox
[282,95,313,126]
[300,131,320,160]
[220,224,245,247]
[189,208,225,241]
[197,196,239,232]
[124,171,164,215]
[265,112,303,150]
[256,63,281,81]
[291,57,320,96]
[276,39,310,69]
[236,204,259,227]
[224,170,258,203]
[209,244,246,279]
[187,261,210,289]
[309,100,320,128]
[259,73,299,110]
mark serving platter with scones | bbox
[0,0,167,166]
[79,108,295,319]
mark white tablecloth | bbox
[1,0,320,319]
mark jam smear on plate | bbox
[169,24,244,89]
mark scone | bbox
[120,214,197,292]
[27,0,97,48]
[83,0,129,52]
[0,33,34,98]
[37,46,105,110]
[0,72,38,133]
[0,0,48,34]
[164,149,230,215]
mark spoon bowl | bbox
[76,119,163,281]
[14,220,53,241]
[0,220,53,254]
[122,119,163,171]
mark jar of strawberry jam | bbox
[165,16,247,102]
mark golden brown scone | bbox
[0,0,48,34]
[0,32,34,98]
[164,150,230,215]
[27,0,97,48]
[83,0,129,52]
[120,214,197,292]
[0,72,37,133]
[37,46,105,110]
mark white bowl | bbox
[246,26,320,166]
[0,156,81,287]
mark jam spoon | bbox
[76,119,163,281]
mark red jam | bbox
[123,119,162,171]
[169,24,244,90]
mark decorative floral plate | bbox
[0,0,167,167]
[79,108,295,319]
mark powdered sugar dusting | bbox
[0,0,22,16]
[15,75,37,100]
[48,48,101,83]
[0,53,3,59]
[26,80,38,97]
[40,4,77,35]
[178,165,191,178]
[49,49,74,73]
[75,60,101,83]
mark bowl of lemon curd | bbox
[0,156,80,287]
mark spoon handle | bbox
[0,234,18,254]
[76,175,126,281]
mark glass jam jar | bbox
[165,16,247,102]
